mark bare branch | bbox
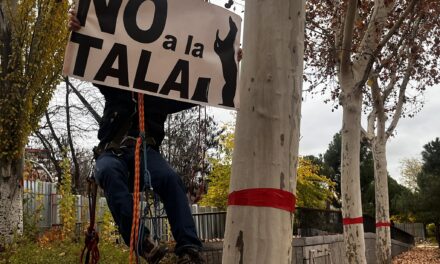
[34,130,63,178]
[66,77,102,123]
[385,78,407,139]
[306,19,332,37]
[375,0,418,55]
[340,0,358,76]
[385,16,421,139]
[382,71,397,100]
[45,111,63,151]
[366,109,376,140]
[66,81,81,192]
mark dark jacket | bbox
[96,84,195,150]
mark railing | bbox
[24,180,414,245]
[293,207,343,237]
[143,211,227,242]
[23,180,227,241]
[295,209,414,245]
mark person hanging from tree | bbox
[68,7,242,264]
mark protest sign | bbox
[63,0,242,109]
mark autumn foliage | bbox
[0,0,69,161]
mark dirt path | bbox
[393,246,440,264]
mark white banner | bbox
[63,0,242,109]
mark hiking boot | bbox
[140,237,168,264]
[176,247,205,264]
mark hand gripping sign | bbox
[63,0,242,109]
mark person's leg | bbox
[95,150,168,263]
[94,151,133,245]
[144,147,203,255]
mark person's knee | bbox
[95,154,124,188]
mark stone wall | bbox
[201,233,413,264]
[292,232,412,264]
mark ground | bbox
[392,243,440,264]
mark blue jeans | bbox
[94,146,202,254]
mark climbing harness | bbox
[80,165,100,264]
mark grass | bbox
[0,238,178,264]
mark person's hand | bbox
[68,9,81,31]
[238,48,243,62]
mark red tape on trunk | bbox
[342,217,364,225]
[376,222,391,228]
[227,188,295,213]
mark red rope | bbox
[129,93,145,263]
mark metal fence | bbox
[394,223,425,241]
[23,180,108,229]
[24,180,415,245]
[363,215,414,245]
[23,180,226,241]
[294,207,343,237]
[293,207,414,245]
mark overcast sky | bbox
[61,1,438,184]
[210,85,439,183]
[208,0,439,183]
[302,86,439,182]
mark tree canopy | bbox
[416,138,440,246]
[416,138,440,224]
[296,157,335,209]
[199,124,234,210]
[0,0,69,161]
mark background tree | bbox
[58,152,75,241]
[360,3,440,260]
[416,138,440,247]
[199,124,234,210]
[322,133,374,210]
[0,0,68,245]
[30,79,101,193]
[162,106,222,204]
[400,157,422,192]
[201,131,337,211]
[296,157,335,209]
[306,0,440,261]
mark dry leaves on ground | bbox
[393,246,440,264]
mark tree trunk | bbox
[222,0,304,263]
[0,157,24,246]
[66,81,80,193]
[340,88,367,264]
[373,121,392,263]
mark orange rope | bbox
[129,93,145,263]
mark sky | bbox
[58,0,438,184]
[301,86,439,182]
[207,0,439,183]
[209,85,440,183]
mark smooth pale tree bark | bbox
[339,81,366,264]
[367,79,393,264]
[222,0,304,263]
[364,59,413,264]
[338,1,366,262]
[337,0,398,262]
[362,12,418,259]
[0,158,24,245]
